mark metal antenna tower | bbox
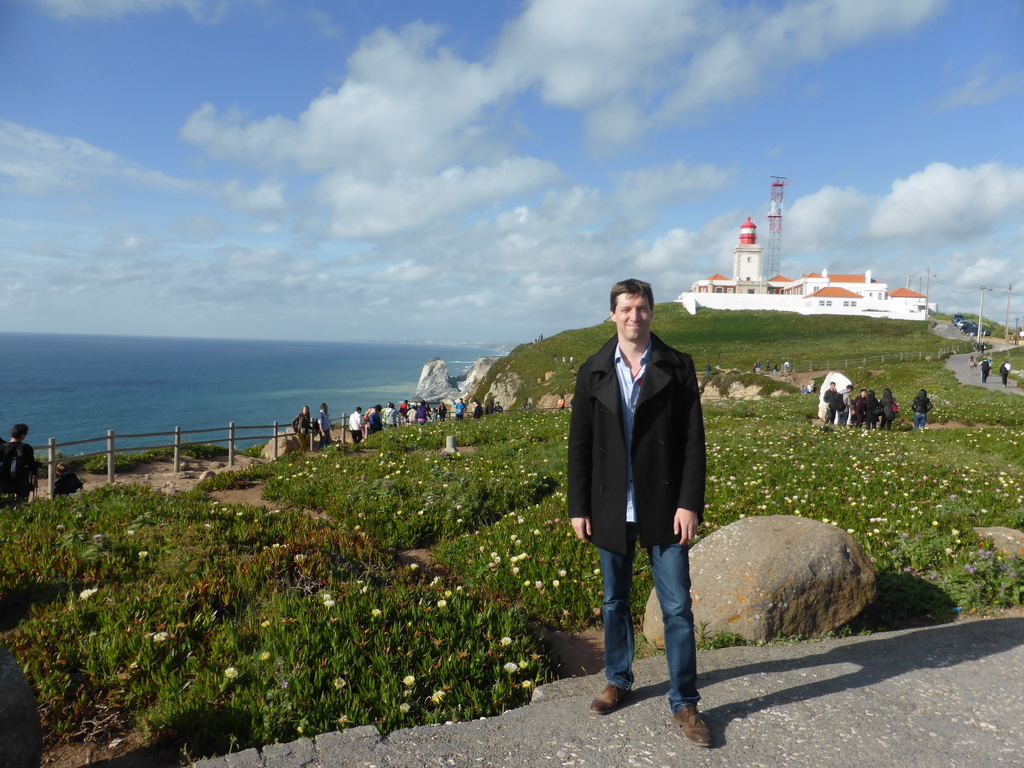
[766,176,788,279]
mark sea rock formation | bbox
[414,356,501,403]
[643,515,876,644]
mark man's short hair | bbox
[610,279,654,312]
[11,423,28,440]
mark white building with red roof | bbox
[678,218,931,320]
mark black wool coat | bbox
[567,334,706,554]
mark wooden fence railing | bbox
[41,420,312,500]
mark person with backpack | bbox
[1000,361,1012,387]
[0,423,39,503]
[315,403,332,450]
[910,389,932,430]
[879,388,898,430]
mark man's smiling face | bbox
[611,293,652,346]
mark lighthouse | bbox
[733,216,764,288]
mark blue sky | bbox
[2,0,1023,343]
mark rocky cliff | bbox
[414,356,502,403]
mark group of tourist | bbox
[823,382,933,430]
[968,354,1014,386]
[290,397,498,451]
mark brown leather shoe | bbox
[673,704,712,747]
[589,684,632,715]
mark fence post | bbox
[48,438,56,499]
[228,422,236,467]
[107,430,115,485]
[273,421,279,460]
[174,427,182,473]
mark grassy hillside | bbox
[472,307,974,409]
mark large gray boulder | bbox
[644,515,875,644]
[0,646,42,768]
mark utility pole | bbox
[977,286,986,348]
[1005,284,1013,342]
[925,268,931,318]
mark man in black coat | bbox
[567,279,711,747]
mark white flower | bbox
[503,662,519,674]
[224,666,239,680]
[334,677,347,689]
[324,599,336,608]
[500,636,513,646]
[152,631,169,643]
[138,550,148,560]
[436,599,447,609]
[79,588,98,600]
[400,703,411,713]
[403,675,416,686]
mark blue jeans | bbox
[598,526,700,713]
[913,412,927,430]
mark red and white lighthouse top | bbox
[739,216,757,244]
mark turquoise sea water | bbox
[0,333,501,453]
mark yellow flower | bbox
[403,675,416,686]
[259,651,271,661]
[79,588,98,600]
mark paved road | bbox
[946,350,1021,394]
[195,615,1024,768]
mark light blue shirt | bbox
[614,344,650,524]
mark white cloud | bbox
[222,178,288,215]
[942,59,1024,109]
[315,158,561,239]
[496,0,949,144]
[616,161,733,210]
[0,120,198,196]
[868,162,1024,241]
[180,22,513,178]
[34,0,236,22]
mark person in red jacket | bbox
[567,279,710,747]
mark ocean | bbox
[0,333,503,454]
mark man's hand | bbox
[673,508,700,545]
[571,516,592,542]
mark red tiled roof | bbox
[889,287,926,298]
[805,287,863,299]
[705,273,731,281]
[767,275,792,282]
[829,274,880,284]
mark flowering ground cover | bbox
[3,315,1023,761]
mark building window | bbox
[826,300,833,307]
